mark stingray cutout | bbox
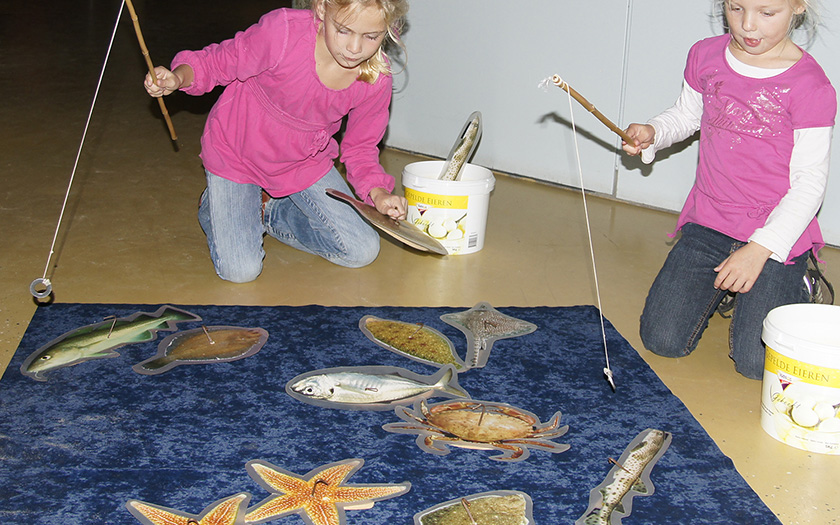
[414,490,534,525]
[359,315,466,371]
[576,428,672,525]
[133,325,269,375]
[285,364,468,411]
[439,302,538,369]
[20,305,201,381]
[244,458,411,525]
[126,492,250,525]
[383,398,570,462]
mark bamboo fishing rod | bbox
[125,0,178,144]
[547,74,634,146]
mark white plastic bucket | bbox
[760,303,840,454]
[401,161,495,255]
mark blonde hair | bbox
[714,0,821,46]
[314,0,408,84]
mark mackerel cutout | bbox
[576,428,672,525]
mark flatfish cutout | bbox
[576,428,672,525]
[286,365,468,411]
[415,490,534,525]
[360,315,465,371]
[440,302,537,369]
[133,326,268,375]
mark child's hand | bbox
[622,123,655,156]
[144,65,189,97]
[369,188,407,220]
[713,242,773,293]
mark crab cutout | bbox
[383,398,570,462]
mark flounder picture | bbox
[360,315,465,370]
[21,305,201,381]
[415,490,534,525]
[286,365,468,411]
[133,325,269,375]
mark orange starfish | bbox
[244,458,411,525]
[126,493,250,525]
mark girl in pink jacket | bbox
[145,0,408,282]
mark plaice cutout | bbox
[383,398,569,462]
[286,364,468,411]
[360,315,465,371]
[415,490,534,525]
[326,188,448,255]
[439,302,537,369]
[133,325,268,375]
[21,305,201,381]
[576,428,672,525]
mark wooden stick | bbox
[124,0,178,143]
[550,75,634,145]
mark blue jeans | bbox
[640,223,809,380]
[198,168,380,283]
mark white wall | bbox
[386,0,840,246]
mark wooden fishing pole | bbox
[124,0,178,144]
[548,74,634,145]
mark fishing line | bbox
[541,75,616,391]
[29,1,128,299]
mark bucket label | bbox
[760,346,840,455]
[405,189,475,255]
[405,190,468,209]
[764,347,840,388]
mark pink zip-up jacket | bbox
[172,8,395,201]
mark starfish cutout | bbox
[440,302,538,368]
[244,458,410,525]
[126,493,250,525]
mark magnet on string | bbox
[29,278,53,299]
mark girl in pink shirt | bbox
[144,0,408,282]
[623,0,835,379]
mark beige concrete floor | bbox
[2,1,839,523]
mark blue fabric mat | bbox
[0,304,781,524]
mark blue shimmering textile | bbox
[0,304,780,524]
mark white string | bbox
[39,0,127,283]
[542,75,615,390]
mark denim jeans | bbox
[640,222,809,380]
[198,167,380,283]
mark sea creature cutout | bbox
[383,398,569,462]
[286,365,469,411]
[21,305,201,381]
[244,458,411,525]
[126,492,250,525]
[133,325,268,375]
[360,315,465,370]
[576,428,672,525]
[439,302,537,369]
[415,490,534,524]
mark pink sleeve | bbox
[340,76,395,203]
[171,9,291,95]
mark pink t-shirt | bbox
[172,8,394,201]
[678,35,836,261]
